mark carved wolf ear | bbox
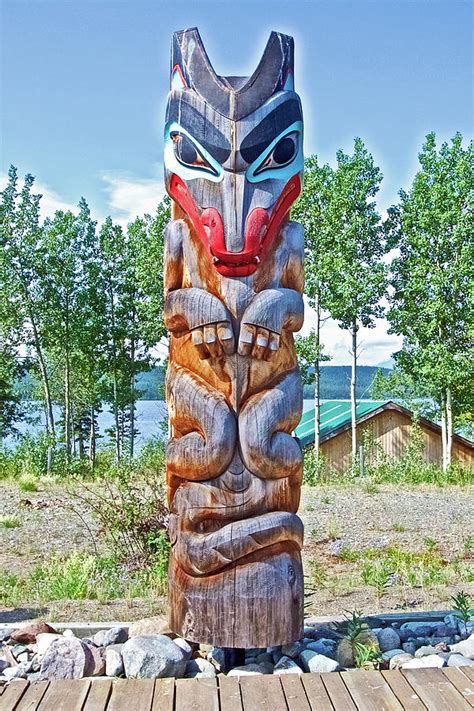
[170,27,295,120]
[170,64,187,91]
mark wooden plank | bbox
[239,675,287,711]
[0,681,29,711]
[14,682,49,711]
[174,678,219,711]
[107,679,154,711]
[37,680,90,711]
[460,667,474,683]
[381,671,426,710]
[442,668,474,708]
[402,667,470,710]
[300,673,334,710]
[321,673,357,710]
[342,670,403,711]
[151,678,175,711]
[82,680,112,710]
[280,674,311,711]
[218,676,243,711]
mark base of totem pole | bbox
[168,546,304,648]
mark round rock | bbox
[377,628,401,652]
[122,635,187,679]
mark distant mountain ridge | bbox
[136,365,391,401]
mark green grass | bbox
[18,477,39,492]
[391,523,406,532]
[0,551,168,608]
[0,515,21,529]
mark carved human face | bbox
[164,40,303,277]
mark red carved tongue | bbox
[244,208,269,252]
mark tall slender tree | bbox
[324,139,386,462]
[386,132,473,469]
[292,157,334,456]
[0,167,56,470]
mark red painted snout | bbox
[169,173,301,277]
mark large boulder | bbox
[121,635,187,679]
[402,655,446,669]
[449,634,474,659]
[10,620,57,644]
[299,650,340,673]
[39,638,92,680]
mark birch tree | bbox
[292,157,334,456]
[325,139,386,463]
[386,132,473,469]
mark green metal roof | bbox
[295,400,390,448]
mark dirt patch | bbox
[1,481,472,622]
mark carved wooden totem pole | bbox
[164,27,305,649]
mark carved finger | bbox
[204,324,221,358]
[238,324,256,356]
[192,328,210,359]
[252,328,270,360]
[217,322,235,355]
[266,331,281,359]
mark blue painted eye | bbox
[254,131,299,176]
[171,131,218,176]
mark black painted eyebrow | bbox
[240,99,302,165]
[167,97,231,165]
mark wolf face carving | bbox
[164,27,305,648]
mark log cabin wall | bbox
[320,409,474,473]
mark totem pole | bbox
[164,28,305,649]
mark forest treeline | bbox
[1,132,472,474]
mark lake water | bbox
[6,399,319,452]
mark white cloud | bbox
[0,173,77,219]
[301,297,402,367]
[100,171,165,226]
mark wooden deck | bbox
[1,666,473,710]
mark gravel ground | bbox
[1,481,472,622]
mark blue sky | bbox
[1,0,472,365]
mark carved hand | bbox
[165,287,235,358]
[238,288,304,360]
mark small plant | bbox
[423,537,438,553]
[19,477,39,493]
[0,515,21,529]
[362,478,379,494]
[451,591,472,635]
[353,641,385,669]
[463,535,474,554]
[321,495,332,505]
[361,560,391,602]
[308,558,328,587]
[391,523,406,533]
[325,516,341,541]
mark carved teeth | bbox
[255,256,260,264]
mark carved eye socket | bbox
[171,132,217,176]
[255,131,299,176]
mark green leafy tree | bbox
[292,157,334,455]
[386,132,474,469]
[0,167,56,470]
[324,139,386,461]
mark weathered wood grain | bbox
[164,27,305,648]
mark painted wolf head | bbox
[164,28,303,277]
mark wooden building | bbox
[295,400,474,473]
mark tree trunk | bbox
[29,312,55,473]
[440,389,447,471]
[350,319,358,463]
[314,293,320,459]
[64,357,71,463]
[89,406,96,469]
[446,386,453,468]
[130,337,135,459]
